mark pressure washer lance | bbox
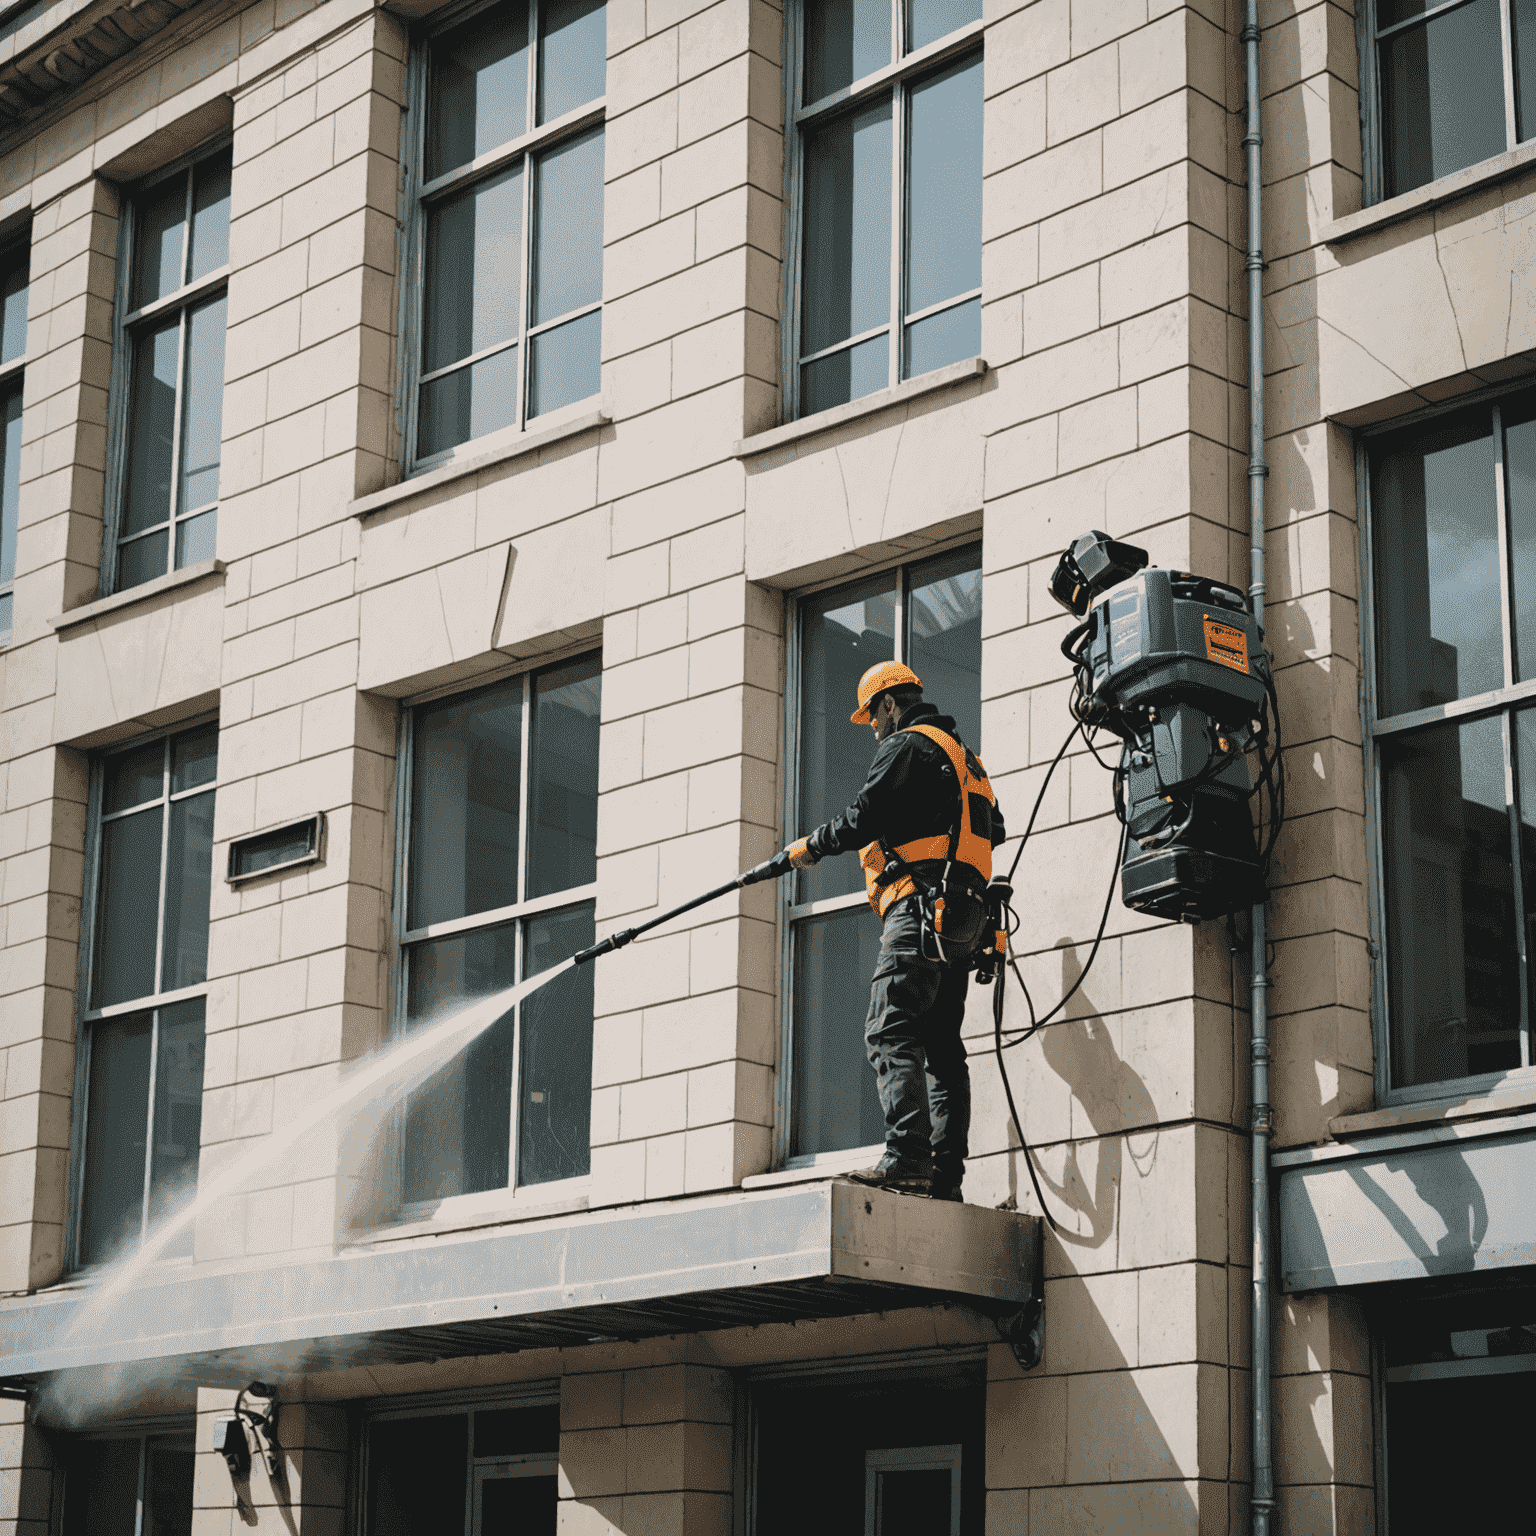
[571,850,794,967]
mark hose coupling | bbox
[573,927,638,967]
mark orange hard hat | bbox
[850,660,923,724]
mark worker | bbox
[783,661,1006,1202]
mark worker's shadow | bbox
[1013,938,1158,1251]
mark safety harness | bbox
[859,725,997,961]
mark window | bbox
[753,1368,982,1533]
[396,654,600,1206]
[0,238,26,642]
[72,722,216,1268]
[1364,0,1536,200]
[107,145,231,595]
[1364,388,1536,1098]
[403,0,606,471]
[61,1428,195,1536]
[365,1399,558,1535]
[783,545,981,1162]
[1376,1285,1536,1535]
[786,0,983,419]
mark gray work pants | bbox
[863,896,971,1176]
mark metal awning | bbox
[0,1181,1038,1389]
[1276,1113,1536,1292]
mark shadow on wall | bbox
[987,943,1228,1529]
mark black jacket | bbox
[804,702,1007,875]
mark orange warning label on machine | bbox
[1203,617,1249,673]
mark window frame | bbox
[776,536,982,1169]
[864,1444,963,1536]
[1356,0,1531,207]
[0,229,29,646]
[100,138,233,599]
[398,0,607,480]
[59,1418,197,1536]
[1358,381,1536,1108]
[67,713,218,1273]
[357,1383,559,1536]
[389,648,600,1218]
[781,0,984,423]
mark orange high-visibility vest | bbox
[859,724,996,919]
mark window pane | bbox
[538,0,607,124]
[148,1000,205,1255]
[1386,1368,1533,1534]
[1382,717,1519,1089]
[1380,0,1505,198]
[875,1468,952,1536]
[428,0,531,181]
[188,150,231,283]
[0,379,23,590]
[483,1474,558,1532]
[1,253,27,365]
[519,902,595,1183]
[409,676,522,928]
[905,53,982,316]
[529,310,601,417]
[175,509,217,567]
[801,334,889,414]
[0,594,11,637]
[1505,392,1536,681]
[161,789,214,991]
[532,126,604,325]
[142,1434,195,1536]
[62,1438,142,1536]
[78,1013,152,1265]
[423,166,523,375]
[418,346,520,459]
[105,739,165,814]
[907,544,982,750]
[122,320,181,545]
[802,100,892,358]
[797,572,896,903]
[368,1416,468,1536]
[1516,0,1536,141]
[93,806,164,1008]
[907,0,980,52]
[178,293,226,517]
[528,653,601,896]
[403,926,517,1201]
[791,906,885,1156]
[904,296,979,379]
[804,0,891,101]
[119,530,169,591]
[1371,407,1500,716]
[133,174,187,310]
[171,722,218,791]
[474,1404,559,1455]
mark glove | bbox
[786,837,819,869]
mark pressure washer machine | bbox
[1050,531,1282,923]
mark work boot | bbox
[929,1164,964,1203]
[846,1155,930,1195]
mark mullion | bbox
[1506,708,1534,1066]
[139,1007,162,1244]
[512,671,532,1185]
[888,74,903,390]
[1501,0,1520,148]
[152,737,172,999]
[517,147,536,430]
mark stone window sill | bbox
[349,410,610,520]
[354,1185,592,1246]
[1328,1079,1536,1139]
[741,1146,884,1189]
[49,558,226,632]
[734,357,988,459]
[1322,140,1536,245]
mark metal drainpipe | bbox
[1241,1,1275,1533]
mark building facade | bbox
[0,0,1531,1529]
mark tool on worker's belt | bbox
[572,850,794,966]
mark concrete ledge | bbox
[49,558,225,632]
[349,411,610,519]
[0,1180,1038,1390]
[735,357,988,458]
[1322,140,1536,245]
[1329,1081,1536,1139]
